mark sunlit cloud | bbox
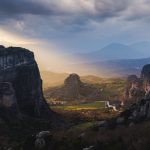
[0,29,38,46]
[0,0,150,74]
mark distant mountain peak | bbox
[73,41,150,62]
[107,42,126,46]
[101,43,128,51]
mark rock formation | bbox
[124,75,138,100]
[64,74,82,100]
[46,73,101,101]
[141,64,150,99]
[0,46,52,127]
[129,78,145,101]
[115,64,150,126]
[124,75,145,103]
[0,82,21,126]
[120,98,150,124]
[141,64,150,82]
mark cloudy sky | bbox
[0,0,150,71]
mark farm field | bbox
[50,101,106,111]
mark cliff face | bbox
[124,64,150,104]
[64,74,82,100]
[141,64,150,81]
[124,75,145,103]
[0,82,21,126]
[0,46,52,126]
[116,64,150,125]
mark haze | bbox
[1,0,150,74]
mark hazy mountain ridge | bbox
[63,57,150,77]
[74,41,150,62]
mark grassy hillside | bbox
[51,101,105,110]
[42,72,126,102]
[92,77,126,101]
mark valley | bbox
[0,46,150,150]
[1,1,150,149]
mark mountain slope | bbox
[65,57,150,77]
[45,74,101,101]
[74,41,150,62]
[87,43,133,60]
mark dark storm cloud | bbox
[94,0,129,18]
[0,0,149,26]
[0,0,130,24]
[1,0,150,42]
[0,0,128,40]
[0,0,51,15]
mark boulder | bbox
[116,117,125,124]
[129,122,135,127]
[23,131,52,150]
[83,146,95,150]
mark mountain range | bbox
[62,41,150,77]
[73,41,150,62]
[41,41,150,79]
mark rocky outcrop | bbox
[97,98,150,129]
[114,64,150,126]
[0,46,53,127]
[46,73,101,101]
[124,75,137,100]
[141,64,150,82]
[141,64,150,99]
[107,98,150,128]
[64,74,82,100]
[124,64,150,102]
[120,99,150,123]
[124,75,145,102]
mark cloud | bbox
[0,28,42,46]
[0,0,132,40]
[0,0,51,16]
[0,0,150,28]
[1,0,150,53]
[1,0,149,32]
[123,0,150,21]
[1,0,150,72]
[0,0,130,24]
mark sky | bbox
[0,0,150,71]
